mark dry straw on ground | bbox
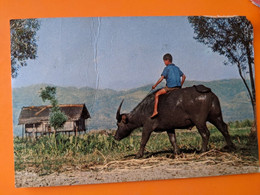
[86,149,258,172]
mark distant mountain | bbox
[12,79,254,136]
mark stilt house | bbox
[18,104,90,137]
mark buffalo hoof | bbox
[222,144,236,151]
[174,149,180,155]
[134,153,143,159]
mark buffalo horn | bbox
[116,99,124,121]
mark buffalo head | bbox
[114,100,134,141]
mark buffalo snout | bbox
[114,134,120,141]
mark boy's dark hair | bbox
[163,53,172,62]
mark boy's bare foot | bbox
[150,112,158,118]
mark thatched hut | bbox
[18,104,90,137]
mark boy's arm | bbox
[152,76,164,89]
[181,74,186,87]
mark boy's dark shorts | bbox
[164,86,181,92]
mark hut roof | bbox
[18,104,90,125]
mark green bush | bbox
[228,119,253,128]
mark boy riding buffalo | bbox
[151,53,186,118]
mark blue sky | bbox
[11,16,241,90]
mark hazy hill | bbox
[12,79,254,136]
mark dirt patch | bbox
[15,149,259,187]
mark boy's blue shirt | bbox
[161,63,184,88]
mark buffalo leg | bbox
[196,124,210,152]
[167,130,179,155]
[209,117,235,149]
[135,130,152,159]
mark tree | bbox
[188,16,256,136]
[39,86,67,132]
[10,19,40,78]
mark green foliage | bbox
[49,110,68,130]
[39,86,56,103]
[39,86,67,130]
[10,19,40,78]
[188,16,254,69]
[228,119,253,129]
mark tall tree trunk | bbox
[246,45,257,137]
[236,62,257,137]
[250,102,257,138]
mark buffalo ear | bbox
[121,114,128,124]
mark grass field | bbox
[13,120,259,176]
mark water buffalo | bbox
[114,85,235,158]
